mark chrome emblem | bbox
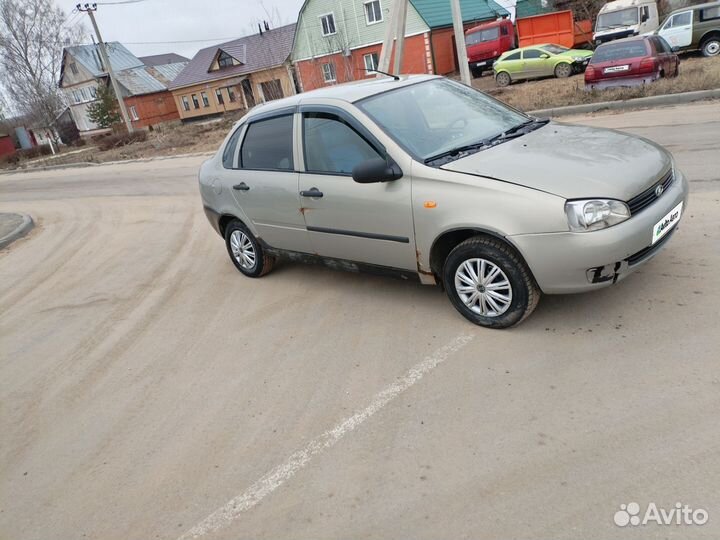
[655,184,664,197]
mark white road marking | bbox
[178,333,475,539]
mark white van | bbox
[594,0,660,44]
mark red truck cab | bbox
[465,18,516,77]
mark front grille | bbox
[627,225,677,266]
[627,169,674,215]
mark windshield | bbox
[596,7,639,30]
[541,44,569,55]
[466,27,500,46]
[356,79,528,161]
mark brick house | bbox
[292,0,507,91]
[59,43,188,135]
[0,131,15,158]
[168,24,297,122]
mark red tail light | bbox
[585,65,596,81]
[639,57,658,74]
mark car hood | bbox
[559,49,593,59]
[441,123,671,200]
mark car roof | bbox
[668,0,719,16]
[596,35,651,47]
[244,74,439,119]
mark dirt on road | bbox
[1,102,719,540]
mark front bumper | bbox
[509,168,690,294]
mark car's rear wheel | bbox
[495,71,511,87]
[701,37,720,57]
[224,220,275,277]
[554,62,572,78]
[442,236,540,329]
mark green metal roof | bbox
[409,0,509,29]
[515,0,555,19]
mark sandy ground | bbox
[1,102,719,540]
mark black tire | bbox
[554,62,572,78]
[224,220,275,278]
[496,71,511,87]
[700,36,720,57]
[442,236,540,329]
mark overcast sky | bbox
[57,0,305,60]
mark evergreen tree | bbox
[86,84,122,129]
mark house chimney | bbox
[258,23,263,35]
[264,20,270,31]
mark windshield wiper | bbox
[424,118,549,166]
[423,141,489,165]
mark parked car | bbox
[199,75,688,328]
[585,35,679,90]
[656,1,720,57]
[493,44,593,87]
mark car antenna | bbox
[357,68,400,80]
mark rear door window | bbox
[701,6,720,21]
[504,51,521,61]
[240,115,294,171]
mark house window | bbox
[363,52,379,73]
[191,94,200,109]
[322,62,336,83]
[72,90,82,104]
[217,51,234,69]
[89,86,97,99]
[320,13,336,36]
[215,89,224,105]
[129,105,139,121]
[260,79,284,101]
[364,1,382,24]
[227,87,237,102]
[70,63,78,75]
[201,91,210,107]
[182,96,190,111]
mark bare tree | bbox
[0,0,86,127]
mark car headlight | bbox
[565,199,631,231]
[573,56,585,62]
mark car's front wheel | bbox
[442,236,540,328]
[495,71,511,87]
[224,220,275,277]
[554,62,572,78]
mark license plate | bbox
[652,202,682,244]
[604,65,630,73]
[475,61,487,67]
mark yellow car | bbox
[493,44,594,87]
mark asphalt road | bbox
[1,102,719,540]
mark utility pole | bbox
[377,0,404,74]
[77,3,134,133]
[450,0,472,85]
[392,0,408,75]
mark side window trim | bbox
[240,113,296,172]
[232,124,248,169]
[298,104,387,175]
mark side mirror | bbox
[352,157,403,184]
[672,45,680,52]
[539,53,549,59]
[641,13,649,22]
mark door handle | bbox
[233,182,250,191]
[300,188,323,198]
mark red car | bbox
[585,35,679,90]
[465,18,516,77]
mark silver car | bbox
[199,75,688,328]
